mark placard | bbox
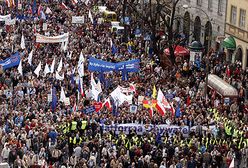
[130,105,137,113]
[64,98,70,106]
[138,96,144,105]
[43,23,47,31]
[48,94,52,102]
[72,16,84,24]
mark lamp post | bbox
[182,4,211,99]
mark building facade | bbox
[175,0,227,51]
[225,0,248,69]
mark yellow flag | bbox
[152,85,157,99]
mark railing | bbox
[225,22,248,43]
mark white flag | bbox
[79,51,85,63]
[50,57,55,73]
[21,34,25,49]
[57,58,63,73]
[17,59,23,76]
[27,50,33,65]
[91,83,100,101]
[110,87,127,106]
[96,81,102,93]
[90,73,97,88]
[56,71,64,80]
[45,7,52,14]
[67,51,72,59]
[78,63,84,77]
[88,10,93,24]
[59,87,66,102]
[44,63,50,76]
[229,158,234,168]
[34,62,42,77]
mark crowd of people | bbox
[0,0,247,168]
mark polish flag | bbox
[33,24,37,34]
[73,102,77,112]
[130,83,136,93]
[186,96,191,107]
[103,98,112,111]
[37,4,42,16]
[155,101,165,116]
[149,107,153,118]
[61,2,69,10]
[28,5,32,14]
[71,0,78,5]
[5,0,10,7]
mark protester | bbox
[0,1,247,168]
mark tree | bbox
[126,0,183,65]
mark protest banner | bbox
[72,16,84,24]
[0,52,21,70]
[130,105,137,113]
[82,106,95,115]
[88,57,140,72]
[101,123,216,137]
[36,33,69,43]
[0,14,11,22]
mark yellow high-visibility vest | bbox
[71,121,77,131]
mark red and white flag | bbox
[37,4,42,16]
[130,83,136,93]
[73,102,77,112]
[5,0,10,7]
[28,5,32,14]
[103,98,112,111]
[61,2,69,10]
[229,158,234,168]
[149,107,153,118]
[155,89,171,116]
[71,0,78,5]
[155,101,165,116]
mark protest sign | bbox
[88,57,140,72]
[64,98,70,106]
[36,33,69,43]
[101,123,217,137]
[130,105,137,113]
[0,52,21,70]
[82,106,95,115]
[72,16,84,24]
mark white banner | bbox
[36,33,69,43]
[72,16,84,24]
[5,18,16,25]
[101,123,217,137]
[0,14,11,22]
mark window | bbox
[218,0,223,14]
[239,9,246,28]
[230,6,237,25]
[197,0,202,6]
[208,0,213,10]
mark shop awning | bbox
[208,74,238,97]
[164,45,190,57]
[223,36,236,50]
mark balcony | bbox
[225,23,248,43]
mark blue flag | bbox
[175,103,181,118]
[111,43,118,55]
[128,45,132,54]
[121,65,128,81]
[32,0,37,14]
[70,73,75,86]
[51,87,57,112]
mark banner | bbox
[101,123,190,136]
[72,16,84,24]
[88,57,140,72]
[5,18,16,25]
[0,14,11,22]
[0,52,21,70]
[82,106,95,115]
[36,33,69,43]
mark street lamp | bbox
[182,4,211,99]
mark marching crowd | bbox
[0,0,247,168]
